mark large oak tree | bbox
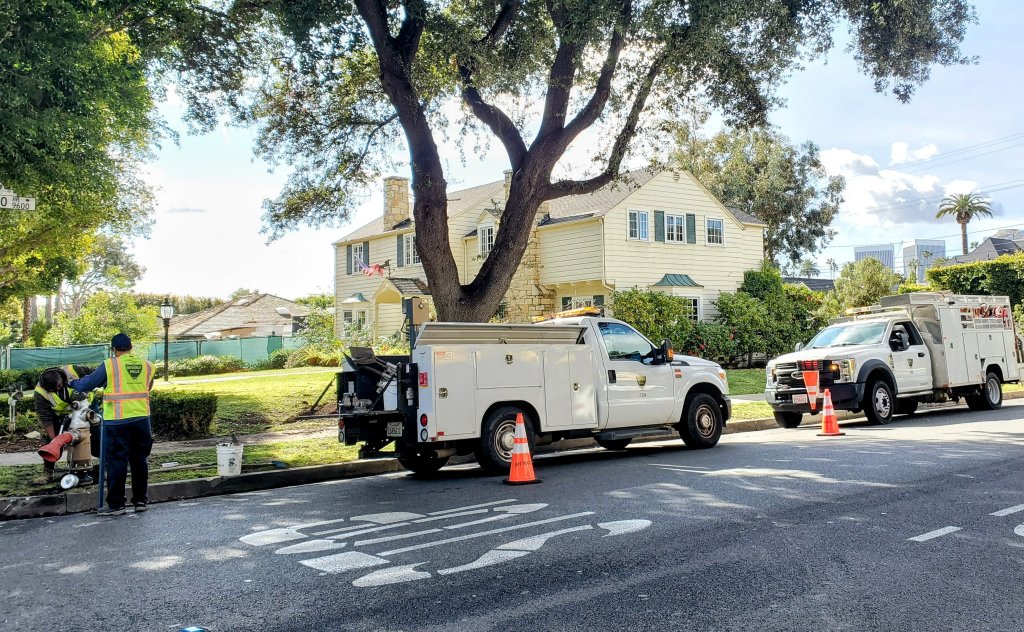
[181,0,976,321]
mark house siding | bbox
[538,220,603,285]
[602,171,764,318]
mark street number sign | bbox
[0,194,35,211]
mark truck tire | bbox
[475,406,535,475]
[967,372,1003,411]
[595,438,632,450]
[863,379,895,425]
[397,452,450,476]
[773,411,803,429]
[894,399,918,416]
[679,393,723,449]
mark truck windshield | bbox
[806,322,887,349]
[598,322,654,361]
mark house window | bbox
[628,210,649,241]
[404,234,420,265]
[342,309,368,335]
[479,224,495,256]
[350,243,364,275]
[561,296,603,310]
[706,218,724,245]
[494,302,508,321]
[666,214,686,242]
[681,297,701,323]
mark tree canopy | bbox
[936,191,993,255]
[671,124,845,265]
[831,257,903,312]
[142,1,981,320]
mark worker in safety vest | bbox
[32,365,96,485]
[71,333,155,516]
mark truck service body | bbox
[766,292,1023,427]
[337,312,731,474]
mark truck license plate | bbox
[386,422,404,438]
[792,394,808,404]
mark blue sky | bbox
[132,0,1023,298]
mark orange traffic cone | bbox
[817,389,845,437]
[503,413,541,485]
[802,367,820,412]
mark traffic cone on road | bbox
[803,368,820,412]
[817,389,845,437]
[504,413,541,485]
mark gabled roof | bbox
[388,277,431,296]
[652,274,703,288]
[783,277,836,292]
[952,237,1024,263]
[169,294,309,338]
[724,205,766,226]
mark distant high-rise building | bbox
[854,244,895,270]
[902,239,946,283]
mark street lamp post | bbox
[160,297,175,382]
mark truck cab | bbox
[766,292,1022,427]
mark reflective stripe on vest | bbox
[102,355,153,420]
[63,365,80,379]
[33,385,71,413]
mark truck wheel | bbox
[894,399,918,416]
[475,406,535,475]
[968,372,1003,411]
[679,393,723,449]
[397,453,450,476]
[773,411,803,429]
[863,380,895,425]
[595,438,632,450]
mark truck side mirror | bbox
[794,342,804,352]
[653,339,673,365]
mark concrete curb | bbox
[4,389,1022,520]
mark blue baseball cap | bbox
[111,333,132,350]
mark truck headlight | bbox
[767,366,777,385]
[831,359,856,383]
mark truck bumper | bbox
[765,383,864,413]
[722,396,732,422]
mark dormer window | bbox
[479,224,495,256]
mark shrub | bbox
[0,369,43,391]
[926,253,1024,307]
[150,391,217,438]
[611,288,696,348]
[248,349,291,371]
[168,355,246,377]
[683,322,737,361]
[285,346,340,368]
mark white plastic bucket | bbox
[216,443,244,477]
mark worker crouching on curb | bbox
[32,364,97,486]
[71,333,155,516]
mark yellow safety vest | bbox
[64,365,80,379]
[34,385,72,413]
[102,354,154,421]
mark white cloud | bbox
[890,141,939,165]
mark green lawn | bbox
[726,368,766,395]
[154,369,341,436]
[730,401,775,420]
[0,437,361,498]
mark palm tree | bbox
[798,258,820,277]
[936,192,993,255]
[906,258,920,283]
[825,258,838,279]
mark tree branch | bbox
[458,66,528,167]
[480,0,522,45]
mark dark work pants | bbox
[103,417,153,508]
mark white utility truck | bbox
[336,308,731,474]
[766,293,1023,427]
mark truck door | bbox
[889,321,932,392]
[595,321,675,428]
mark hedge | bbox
[926,253,1024,307]
[150,391,218,438]
[0,369,43,391]
[166,355,247,377]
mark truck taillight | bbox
[338,419,345,429]
[420,414,428,427]
[419,372,428,387]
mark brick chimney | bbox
[383,176,411,228]
[503,169,513,203]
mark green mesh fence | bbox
[146,341,201,362]
[5,343,110,370]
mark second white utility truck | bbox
[766,292,1023,427]
[336,308,731,474]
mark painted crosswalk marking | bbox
[990,504,1024,517]
[240,500,653,587]
[908,526,961,542]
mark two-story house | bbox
[333,169,765,338]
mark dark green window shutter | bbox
[593,295,605,307]
[363,241,370,264]
[654,211,665,242]
[396,234,405,267]
[686,214,696,244]
[561,297,572,309]
[346,245,353,274]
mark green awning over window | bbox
[652,274,702,288]
[341,293,369,304]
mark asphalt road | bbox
[3,401,1024,632]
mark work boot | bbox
[31,467,54,486]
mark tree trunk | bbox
[960,221,968,255]
[21,296,30,343]
[45,295,52,323]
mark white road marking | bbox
[412,509,489,523]
[300,551,388,574]
[352,563,431,587]
[327,523,409,540]
[443,514,514,529]
[990,504,1024,517]
[356,528,443,546]
[494,503,548,514]
[274,539,348,555]
[378,512,595,556]
[240,528,308,547]
[908,526,961,542]
[598,520,653,537]
[427,499,518,515]
[436,550,530,575]
[349,511,424,524]
[1015,524,1024,538]
[496,525,593,552]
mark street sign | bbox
[0,194,35,211]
